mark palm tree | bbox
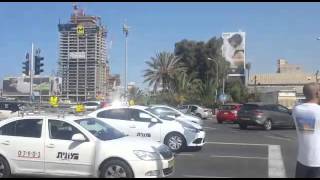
[245,62,251,83]
[143,52,182,92]
[172,71,200,105]
[128,86,144,105]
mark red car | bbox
[217,104,242,124]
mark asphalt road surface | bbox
[169,117,298,178]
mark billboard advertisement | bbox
[221,32,246,76]
[3,77,61,96]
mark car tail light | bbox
[231,110,237,115]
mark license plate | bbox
[168,159,175,167]
[224,112,228,115]
[241,118,250,120]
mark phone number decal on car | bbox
[18,150,40,159]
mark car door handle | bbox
[46,144,55,148]
[1,141,10,145]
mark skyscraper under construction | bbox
[58,4,107,102]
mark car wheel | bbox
[0,156,10,178]
[100,159,134,178]
[239,123,247,130]
[264,119,272,131]
[165,133,186,153]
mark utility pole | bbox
[30,43,34,103]
[316,70,319,83]
[123,22,129,103]
[254,75,257,100]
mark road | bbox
[169,117,298,178]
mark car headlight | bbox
[183,126,199,133]
[133,150,160,161]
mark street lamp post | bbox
[123,23,129,103]
[208,57,219,103]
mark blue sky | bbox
[1,2,320,89]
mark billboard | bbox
[3,77,61,96]
[221,32,246,76]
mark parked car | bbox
[89,105,205,152]
[146,105,203,125]
[217,104,242,124]
[177,105,212,119]
[0,101,24,120]
[0,115,175,178]
[71,101,101,112]
[237,102,295,130]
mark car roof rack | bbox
[18,106,71,119]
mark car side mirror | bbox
[71,133,86,142]
[151,118,158,123]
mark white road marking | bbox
[203,127,217,130]
[264,135,292,142]
[176,153,194,156]
[205,141,269,146]
[210,155,267,160]
[268,145,287,178]
[184,175,232,178]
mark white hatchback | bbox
[89,105,206,152]
[0,115,174,178]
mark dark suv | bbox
[237,102,295,130]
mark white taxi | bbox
[0,115,174,178]
[89,105,206,152]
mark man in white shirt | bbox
[292,83,320,178]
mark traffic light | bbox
[34,55,44,75]
[22,60,30,76]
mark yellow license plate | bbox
[168,159,175,167]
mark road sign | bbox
[219,94,228,103]
[77,24,84,36]
[49,96,59,108]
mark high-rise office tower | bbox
[58,4,107,102]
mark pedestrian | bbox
[292,82,320,178]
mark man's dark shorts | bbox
[296,161,320,178]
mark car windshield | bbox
[241,104,260,111]
[220,105,237,110]
[75,118,125,141]
[145,108,175,121]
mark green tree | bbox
[143,52,182,92]
[128,86,144,105]
[225,79,249,103]
[171,71,200,105]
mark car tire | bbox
[100,159,134,178]
[239,123,247,130]
[264,119,272,131]
[164,133,186,153]
[193,146,202,151]
[0,156,11,178]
